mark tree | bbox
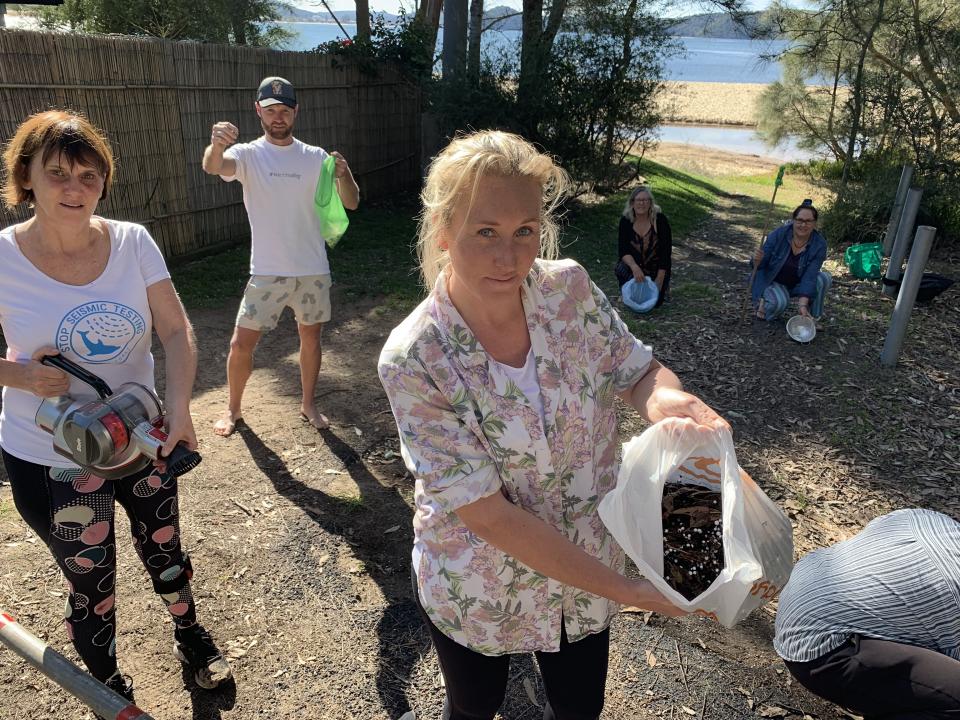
[835,0,887,190]
[518,0,567,115]
[327,0,737,192]
[467,0,484,81]
[759,0,960,244]
[762,0,958,155]
[355,0,370,42]
[534,0,675,189]
[442,0,468,79]
[34,0,291,46]
[414,0,443,56]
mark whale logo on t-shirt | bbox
[56,301,147,364]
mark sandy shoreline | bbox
[659,81,767,127]
[648,141,786,177]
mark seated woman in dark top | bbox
[751,201,832,320]
[615,186,672,308]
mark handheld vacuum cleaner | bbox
[35,354,202,479]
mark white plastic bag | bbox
[599,418,793,627]
[621,277,659,313]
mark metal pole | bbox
[0,611,153,720]
[742,165,786,322]
[880,225,936,368]
[882,164,913,256]
[882,187,922,297]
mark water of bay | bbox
[278,22,811,159]
[279,23,788,84]
[656,124,810,162]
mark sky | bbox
[295,0,770,16]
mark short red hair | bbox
[2,109,114,208]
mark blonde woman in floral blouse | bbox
[378,131,728,720]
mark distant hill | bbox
[478,9,780,39]
[667,12,777,39]
[484,5,522,32]
[273,5,776,40]
[275,6,398,24]
[276,4,522,31]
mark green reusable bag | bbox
[843,241,883,279]
[314,155,349,248]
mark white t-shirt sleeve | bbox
[220,143,246,182]
[135,225,172,287]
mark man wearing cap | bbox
[203,76,360,436]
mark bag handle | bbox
[314,155,336,208]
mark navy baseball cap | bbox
[257,77,297,109]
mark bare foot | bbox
[299,404,329,430]
[213,409,242,437]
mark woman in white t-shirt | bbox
[0,111,231,710]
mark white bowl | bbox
[786,315,817,343]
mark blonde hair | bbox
[417,130,570,290]
[622,185,661,227]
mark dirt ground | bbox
[1,150,957,720]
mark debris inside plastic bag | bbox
[662,482,724,601]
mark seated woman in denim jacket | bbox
[751,202,832,320]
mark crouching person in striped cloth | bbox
[751,201,832,321]
[774,508,960,719]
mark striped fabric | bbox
[762,271,833,321]
[774,509,960,663]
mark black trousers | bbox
[784,635,960,720]
[2,449,198,681]
[412,568,609,720]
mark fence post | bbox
[0,611,153,720]
[882,187,923,298]
[880,226,936,368]
[882,164,914,256]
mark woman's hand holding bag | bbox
[599,418,794,627]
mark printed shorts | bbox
[236,274,332,331]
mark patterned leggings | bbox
[2,450,199,682]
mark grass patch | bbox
[326,198,421,302]
[712,169,824,234]
[331,494,366,513]
[170,160,725,313]
[564,159,721,291]
[671,280,721,301]
[172,245,249,309]
[171,198,422,310]
[562,159,725,339]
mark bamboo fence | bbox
[0,29,422,260]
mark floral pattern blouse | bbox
[378,259,653,655]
